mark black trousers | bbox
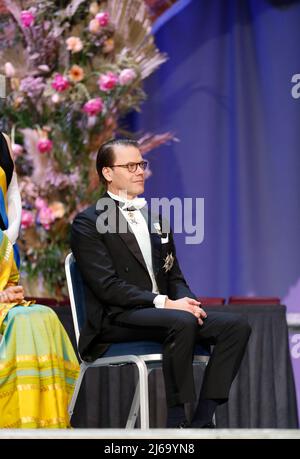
[99,308,251,407]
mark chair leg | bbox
[126,367,156,429]
[124,359,150,429]
[68,364,87,419]
[126,380,140,429]
[135,359,149,429]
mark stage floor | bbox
[0,428,300,439]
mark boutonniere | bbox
[163,252,174,273]
[153,222,162,235]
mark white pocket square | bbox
[161,235,169,244]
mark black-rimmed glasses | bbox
[110,160,148,173]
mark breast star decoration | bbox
[163,252,175,273]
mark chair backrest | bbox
[65,252,86,345]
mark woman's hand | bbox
[0,285,24,303]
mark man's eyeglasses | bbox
[110,160,148,173]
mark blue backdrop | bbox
[130,0,300,312]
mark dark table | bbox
[51,303,299,428]
[210,304,298,428]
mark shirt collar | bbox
[107,190,147,211]
[107,190,133,203]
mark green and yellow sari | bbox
[0,230,80,428]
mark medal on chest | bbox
[127,210,138,225]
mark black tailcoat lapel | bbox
[141,205,161,277]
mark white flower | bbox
[4,62,16,78]
[51,93,60,104]
[89,2,99,15]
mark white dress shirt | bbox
[107,191,167,308]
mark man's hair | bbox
[96,138,139,186]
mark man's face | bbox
[104,144,145,199]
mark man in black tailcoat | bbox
[71,138,251,428]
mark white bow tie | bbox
[121,197,147,211]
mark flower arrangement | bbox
[0,0,173,297]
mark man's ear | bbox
[102,166,112,183]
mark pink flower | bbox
[89,18,100,34]
[21,10,35,28]
[39,206,55,230]
[37,138,53,154]
[21,209,35,229]
[51,74,70,92]
[35,197,47,210]
[96,12,110,27]
[119,68,137,86]
[83,97,104,116]
[98,72,118,92]
[11,143,23,158]
[66,36,83,53]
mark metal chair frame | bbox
[65,252,210,429]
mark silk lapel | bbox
[142,206,161,276]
